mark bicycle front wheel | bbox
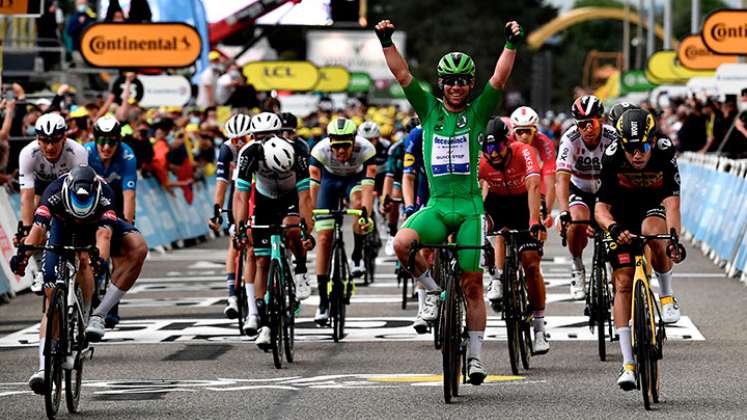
[442,281,457,403]
[592,262,608,361]
[45,288,65,419]
[283,265,295,364]
[268,259,284,369]
[518,272,532,370]
[634,281,654,410]
[331,243,346,342]
[503,266,520,375]
[235,250,248,335]
[65,287,85,413]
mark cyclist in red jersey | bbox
[509,106,556,227]
[478,117,550,354]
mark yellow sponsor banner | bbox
[677,34,738,70]
[702,9,747,55]
[647,50,713,84]
[315,66,351,92]
[243,61,320,91]
[80,23,202,68]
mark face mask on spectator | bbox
[166,133,175,144]
[229,70,240,78]
[214,138,223,147]
[77,4,87,13]
[189,116,200,125]
[26,126,36,136]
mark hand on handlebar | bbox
[667,228,686,263]
[530,223,547,242]
[608,223,634,245]
[9,253,28,276]
[13,222,31,248]
[556,211,571,234]
[232,223,251,250]
[208,204,223,232]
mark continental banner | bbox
[243,61,320,91]
[678,34,738,70]
[80,23,202,68]
[702,9,747,55]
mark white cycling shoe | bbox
[533,331,550,355]
[224,296,239,319]
[570,269,586,300]
[85,314,106,342]
[467,358,487,385]
[255,326,272,351]
[351,260,365,278]
[384,236,395,256]
[242,315,259,336]
[660,296,681,323]
[295,273,311,300]
[486,279,503,301]
[314,307,329,325]
[412,314,429,334]
[420,293,440,322]
[617,364,637,391]
[28,370,45,395]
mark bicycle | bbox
[312,208,364,342]
[361,207,381,286]
[397,260,415,310]
[493,229,534,375]
[626,231,681,410]
[18,243,97,420]
[560,219,615,361]
[407,240,493,404]
[251,221,312,368]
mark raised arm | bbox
[488,21,524,90]
[375,20,413,87]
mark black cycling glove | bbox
[375,25,394,48]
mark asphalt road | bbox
[1,229,746,419]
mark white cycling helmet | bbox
[250,112,282,134]
[35,112,67,138]
[263,136,295,173]
[510,106,539,129]
[224,113,252,139]
[357,121,380,139]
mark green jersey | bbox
[402,77,502,198]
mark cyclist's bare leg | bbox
[225,238,237,297]
[642,216,672,273]
[568,204,591,258]
[244,247,257,316]
[461,272,486,331]
[493,235,506,271]
[520,251,545,311]
[315,229,333,308]
[612,268,635,368]
[94,233,148,318]
[393,228,427,276]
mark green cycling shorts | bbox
[402,195,485,272]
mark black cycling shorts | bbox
[484,192,542,254]
[569,183,596,212]
[251,192,299,255]
[605,206,666,269]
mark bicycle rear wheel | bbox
[634,281,653,410]
[364,232,377,285]
[268,259,284,369]
[235,250,248,335]
[400,269,408,310]
[65,287,85,413]
[592,261,607,361]
[284,264,296,363]
[45,288,65,419]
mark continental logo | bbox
[702,10,747,55]
[678,34,737,70]
[81,23,202,68]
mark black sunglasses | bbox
[442,76,473,86]
[96,137,120,146]
[331,142,353,150]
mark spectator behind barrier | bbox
[64,0,95,62]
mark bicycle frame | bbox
[630,254,657,348]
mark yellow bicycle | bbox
[629,231,681,410]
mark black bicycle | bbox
[312,208,362,342]
[397,260,415,310]
[560,219,615,361]
[18,244,97,420]
[361,207,380,286]
[495,229,534,375]
[407,240,493,404]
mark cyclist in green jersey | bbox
[376,18,524,385]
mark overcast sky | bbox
[544,0,743,12]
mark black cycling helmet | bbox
[615,108,656,153]
[608,102,639,127]
[482,117,510,152]
[61,165,102,220]
[93,115,121,140]
[571,95,604,120]
[280,112,298,132]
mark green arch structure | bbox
[527,7,678,50]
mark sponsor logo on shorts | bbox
[618,253,631,264]
[103,210,117,221]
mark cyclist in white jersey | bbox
[555,95,617,299]
[17,113,87,245]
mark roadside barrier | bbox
[679,152,747,283]
[0,176,217,295]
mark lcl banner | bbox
[701,9,747,55]
[677,34,738,70]
[242,61,320,91]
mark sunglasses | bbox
[576,119,598,130]
[515,128,535,136]
[484,141,508,157]
[331,142,353,150]
[38,135,65,144]
[96,137,120,146]
[622,141,652,154]
[442,76,473,87]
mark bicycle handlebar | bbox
[559,219,594,247]
[312,209,363,217]
[17,243,99,256]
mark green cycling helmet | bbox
[437,52,476,77]
[327,118,357,137]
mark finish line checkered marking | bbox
[0,316,703,347]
